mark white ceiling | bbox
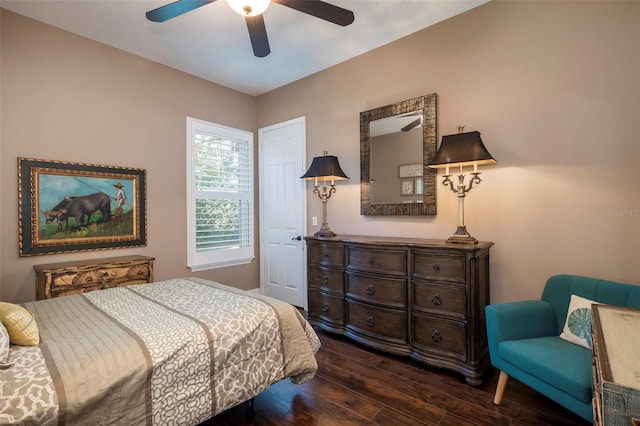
[1,0,489,96]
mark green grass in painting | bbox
[40,210,134,240]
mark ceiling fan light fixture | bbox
[226,0,271,16]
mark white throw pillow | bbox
[559,294,601,349]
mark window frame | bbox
[186,117,255,271]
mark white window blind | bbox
[187,117,254,271]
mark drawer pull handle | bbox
[431,293,442,305]
[431,330,442,342]
[366,284,375,295]
[366,316,375,327]
[322,304,329,313]
[321,276,329,285]
[368,257,375,264]
[433,264,440,272]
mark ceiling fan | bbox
[146,0,355,58]
[398,111,423,132]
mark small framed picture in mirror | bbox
[399,163,423,178]
[401,179,414,195]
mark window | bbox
[186,117,254,271]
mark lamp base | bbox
[446,226,479,245]
[314,223,337,238]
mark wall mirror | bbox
[360,93,437,215]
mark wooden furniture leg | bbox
[494,371,509,405]
[246,397,255,418]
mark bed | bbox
[0,277,320,425]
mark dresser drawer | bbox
[412,281,466,318]
[308,243,344,267]
[308,290,344,326]
[347,247,407,276]
[346,272,406,308]
[412,252,465,283]
[347,299,407,344]
[412,314,466,360]
[308,266,344,294]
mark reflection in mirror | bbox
[360,93,437,215]
[370,111,423,204]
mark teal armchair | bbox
[485,274,640,422]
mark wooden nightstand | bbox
[34,255,155,300]
[591,304,640,426]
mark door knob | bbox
[292,236,302,241]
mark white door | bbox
[259,117,306,308]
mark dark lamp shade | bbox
[428,131,497,169]
[301,155,349,181]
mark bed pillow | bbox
[0,322,10,364]
[559,294,600,349]
[0,302,40,346]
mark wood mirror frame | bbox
[360,93,437,215]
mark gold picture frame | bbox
[18,158,147,256]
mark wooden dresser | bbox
[592,304,640,426]
[34,255,155,300]
[305,235,493,386]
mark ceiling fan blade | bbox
[401,118,422,132]
[273,0,354,26]
[246,15,271,57]
[146,0,217,22]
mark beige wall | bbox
[257,1,640,303]
[1,10,260,303]
[2,2,639,305]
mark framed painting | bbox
[18,158,147,256]
[401,179,415,195]
[398,163,423,178]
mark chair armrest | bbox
[485,300,558,363]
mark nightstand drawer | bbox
[347,247,407,276]
[35,255,154,300]
[49,263,152,298]
[346,272,406,308]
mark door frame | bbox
[258,116,307,309]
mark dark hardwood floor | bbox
[207,328,590,426]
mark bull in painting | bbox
[42,192,111,231]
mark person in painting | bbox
[114,182,126,219]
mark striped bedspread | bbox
[0,278,320,425]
